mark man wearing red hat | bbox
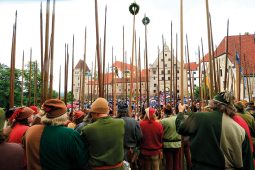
[8,107,34,144]
[139,107,163,170]
[24,99,89,170]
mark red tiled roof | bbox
[202,34,255,74]
[112,61,137,73]
[184,62,198,71]
[75,59,90,72]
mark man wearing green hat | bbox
[176,91,254,170]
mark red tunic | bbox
[8,123,29,144]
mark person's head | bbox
[117,101,129,118]
[41,99,68,126]
[73,110,85,124]
[144,107,156,121]
[246,102,255,114]
[164,103,173,116]
[88,98,109,120]
[211,91,236,117]
[9,107,34,126]
[234,101,244,113]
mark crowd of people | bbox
[0,91,255,170]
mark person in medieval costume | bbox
[81,97,125,170]
[176,91,254,170]
[116,100,143,169]
[139,107,163,170]
[24,99,89,170]
[160,103,182,170]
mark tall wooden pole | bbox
[157,46,160,108]
[201,38,208,103]
[205,0,214,98]
[209,13,218,94]
[186,35,193,103]
[244,55,251,102]
[49,0,56,99]
[64,44,69,105]
[107,63,109,101]
[135,32,139,114]
[91,61,93,103]
[102,5,107,97]
[21,51,24,106]
[180,0,184,104]
[224,19,229,90]
[34,61,38,105]
[71,35,74,113]
[82,28,87,110]
[198,46,202,110]
[175,33,178,105]
[114,56,117,116]
[40,2,44,104]
[28,48,32,106]
[170,21,173,103]
[142,15,150,107]
[43,0,50,102]
[111,47,115,113]
[235,47,241,101]
[162,35,166,106]
[95,0,103,97]
[138,39,142,113]
[58,65,61,99]
[122,26,125,98]
[9,11,17,108]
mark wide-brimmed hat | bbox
[73,110,85,120]
[88,98,109,114]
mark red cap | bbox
[73,110,85,120]
[29,106,38,115]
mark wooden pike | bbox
[28,48,32,106]
[81,28,87,110]
[135,32,139,114]
[102,6,107,96]
[186,34,193,103]
[144,17,150,107]
[180,0,184,105]
[40,2,44,105]
[122,26,125,98]
[9,11,17,108]
[111,47,114,101]
[170,21,173,103]
[198,46,202,110]
[71,35,74,113]
[34,61,38,105]
[58,65,61,99]
[175,33,178,105]
[21,51,24,106]
[209,13,218,94]
[94,52,97,99]
[129,13,136,114]
[244,54,251,102]
[114,55,117,116]
[49,0,56,99]
[91,61,93,103]
[205,0,214,98]
[64,44,69,105]
[94,0,103,97]
[43,0,50,101]
[224,19,229,90]
[235,47,241,101]
[138,39,142,113]
[79,67,82,110]
[125,51,128,102]
[157,46,160,108]
[201,38,208,103]
[162,35,166,106]
[107,62,109,101]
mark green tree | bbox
[0,63,22,108]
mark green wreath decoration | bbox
[129,2,139,15]
[142,16,150,25]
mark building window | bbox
[220,69,222,77]
[153,90,156,93]
[168,58,170,61]
[194,78,197,80]
[162,77,164,80]
[193,72,196,74]
[168,77,170,80]
[165,64,167,67]
[161,70,164,74]
[154,84,157,87]
[153,70,156,74]
[177,77,179,80]
[167,70,170,74]
[161,59,164,62]
[177,70,179,74]
[165,54,167,56]
[153,77,156,80]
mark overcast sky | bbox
[0,0,254,91]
